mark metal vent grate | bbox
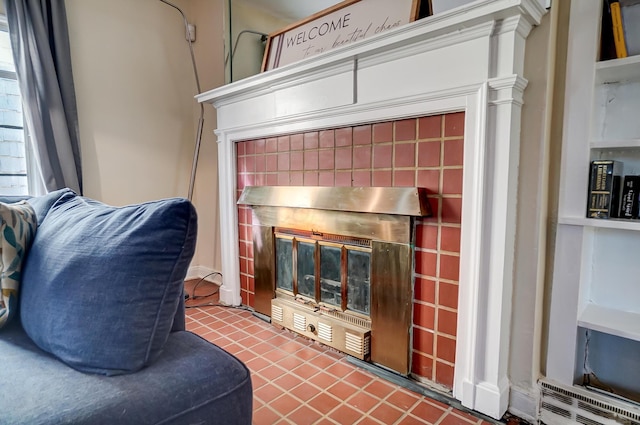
[272,305,283,323]
[293,313,306,332]
[539,380,640,425]
[345,332,364,356]
[364,335,371,356]
[542,402,571,419]
[577,415,606,425]
[318,322,332,342]
[543,386,573,405]
[579,401,615,420]
[324,309,372,329]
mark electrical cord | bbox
[184,272,252,311]
[158,0,204,202]
[186,302,253,311]
[188,271,222,299]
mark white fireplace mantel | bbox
[198,0,545,419]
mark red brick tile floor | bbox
[184,279,500,425]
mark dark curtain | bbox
[5,0,82,194]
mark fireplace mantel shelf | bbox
[198,0,545,420]
[197,0,544,111]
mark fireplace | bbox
[197,0,545,418]
[239,186,430,374]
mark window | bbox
[0,17,29,195]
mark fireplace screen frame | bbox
[274,229,373,319]
[240,186,430,375]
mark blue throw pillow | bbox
[20,192,197,375]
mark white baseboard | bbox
[474,380,510,420]
[508,384,539,423]
[186,265,222,284]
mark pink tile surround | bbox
[236,112,464,389]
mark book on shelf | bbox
[601,0,628,60]
[587,160,622,219]
[620,175,640,219]
[601,0,617,61]
[611,0,628,58]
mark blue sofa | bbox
[0,189,252,424]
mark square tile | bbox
[372,170,392,187]
[413,326,434,355]
[435,361,455,389]
[320,129,335,148]
[439,254,460,281]
[335,127,353,147]
[409,400,447,423]
[353,145,372,169]
[437,308,458,337]
[436,335,457,364]
[287,405,323,425]
[395,118,417,141]
[394,170,415,187]
[444,112,465,137]
[395,142,416,168]
[304,132,319,149]
[278,136,290,152]
[290,134,304,150]
[290,151,304,171]
[348,391,381,413]
[411,351,434,379]
[335,147,352,169]
[419,115,442,139]
[443,139,464,167]
[353,124,372,145]
[370,402,404,424]
[328,404,362,424]
[414,303,435,330]
[414,277,436,304]
[308,393,341,415]
[373,122,393,143]
[352,170,371,187]
[440,226,461,253]
[373,145,392,168]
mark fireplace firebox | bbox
[238,186,430,374]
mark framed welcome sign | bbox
[261,0,422,72]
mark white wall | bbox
[508,11,550,419]
[189,0,226,273]
[509,6,562,420]
[66,0,225,273]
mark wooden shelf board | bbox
[578,303,640,342]
[559,216,640,231]
[596,55,640,84]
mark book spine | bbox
[620,176,640,219]
[611,1,628,58]
[587,160,622,218]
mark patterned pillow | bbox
[0,201,37,328]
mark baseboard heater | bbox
[539,379,640,425]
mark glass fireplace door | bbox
[274,230,371,317]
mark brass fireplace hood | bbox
[238,186,431,375]
[237,186,431,217]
